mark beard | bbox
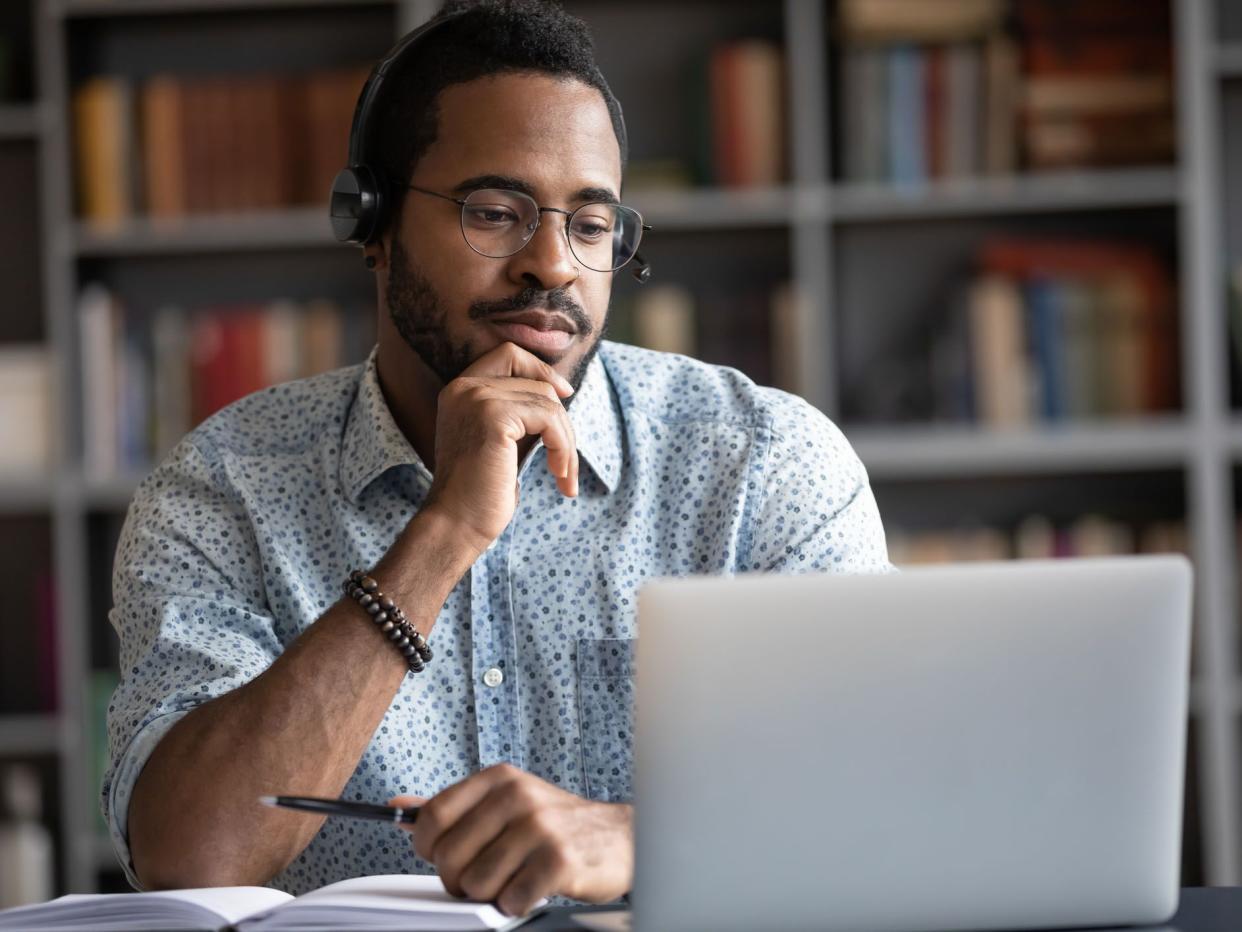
[386,237,606,401]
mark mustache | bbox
[468,286,593,336]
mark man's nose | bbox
[507,212,579,292]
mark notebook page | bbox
[0,886,292,930]
[239,875,534,930]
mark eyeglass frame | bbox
[404,183,652,273]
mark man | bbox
[103,0,890,917]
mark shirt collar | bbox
[569,347,623,494]
[340,345,624,505]
[340,346,427,506]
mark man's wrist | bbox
[409,503,492,568]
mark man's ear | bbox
[364,238,389,271]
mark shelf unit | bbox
[1,0,1240,895]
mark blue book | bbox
[887,45,926,186]
[1026,278,1066,422]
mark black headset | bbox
[328,11,652,283]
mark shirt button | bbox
[483,667,504,688]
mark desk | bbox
[521,887,1242,931]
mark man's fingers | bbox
[461,342,575,398]
[457,829,532,905]
[496,844,567,917]
[486,390,577,494]
[386,795,428,834]
[428,785,529,899]
[412,765,515,864]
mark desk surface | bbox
[522,887,1242,932]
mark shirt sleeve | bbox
[101,434,282,889]
[741,391,893,574]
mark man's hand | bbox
[422,342,580,554]
[391,764,633,916]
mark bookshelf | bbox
[2,0,1241,898]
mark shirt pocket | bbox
[576,637,636,803]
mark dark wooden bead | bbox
[379,597,395,611]
[402,644,417,657]
[350,569,363,581]
[388,628,402,641]
[374,611,388,624]
[396,636,410,649]
[380,621,395,633]
[361,576,379,593]
[358,593,373,607]
[409,662,425,673]
[417,646,433,661]
[366,601,381,615]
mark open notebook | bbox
[0,874,541,931]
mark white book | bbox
[968,275,1030,427]
[78,283,120,477]
[0,874,537,931]
[633,285,696,357]
[0,345,55,472]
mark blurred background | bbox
[0,0,1237,901]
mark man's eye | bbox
[465,206,518,225]
[571,220,610,239]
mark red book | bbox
[191,308,270,424]
[710,44,743,187]
[35,570,57,713]
[924,45,947,179]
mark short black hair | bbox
[369,0,628,237]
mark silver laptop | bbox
[633,556,1192,932]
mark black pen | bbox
[259,795,419,824]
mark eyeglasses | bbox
[406,184,651,274]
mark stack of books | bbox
[836,0,1015,183]
[928,239,1178,426]
[1015,0,1174,170]
[608,281,802,392]
[78,286,376,476]
[835,0,1173,184]
[888,513,1187,566]
[72,67,369,228]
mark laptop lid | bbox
[633,556,1192,932]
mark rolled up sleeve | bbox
[102,435,281,888]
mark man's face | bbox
[381,71,623,392]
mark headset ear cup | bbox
[329,165,383,244]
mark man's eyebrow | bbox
[451,175,620,205]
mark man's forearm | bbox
[128,506,481,889]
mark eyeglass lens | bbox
[460,189,643,272]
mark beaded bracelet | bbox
[342,570,433,674]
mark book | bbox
[838,0,1004,43]
[707,41,785,188]
[72,76,134,228]
[0,345,54,472]
[0,874,534,931]
[841,46,888,182]
[968,275,1030,427]
[887,45,926,186]
[78,283,121,476]
[633,284,696,357]
[769,283,803,395]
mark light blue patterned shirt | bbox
[103,341,890,894]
